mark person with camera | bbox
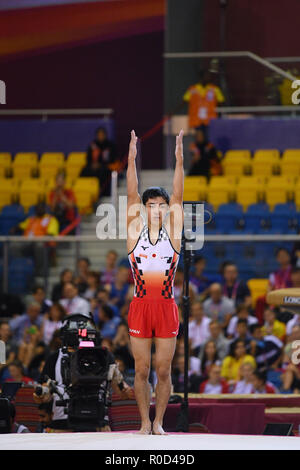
[33,312,133,432]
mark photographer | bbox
[33,312,133,432]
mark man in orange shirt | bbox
[183,71,225,130]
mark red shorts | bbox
[128,297,179,338]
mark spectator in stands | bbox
[231,319,252,352]
[40,303,66,346]
[0,321,18,383]
[187,126,221,179]
[94,304,120,340]
[9,301,43,345]
[31,285,52,315]
[199,364,229,394]
[5,359,34,385]
[188,301,211,356]
[172,355,202,393]
[250,323,283,373]
[204,319,230,361]
[232,362,255,394]
[59,281,90,316]
[173,266,196,307]
[112,322,134,371]
[202,282,235,329]
[51,268,74,303]
[82,271,101,301]
[74,257,91,295]
[221,339,256,386]
[174,337,201,376]
[280,330,300,393]
[35,401,54,433]
[81,126,118,197]
[91,287,120,319]
[17,320,44,370]
[227,303,258,339]
[183,70,225,131]
[268,247,292,292]
[189,255,221,298]
[251,369,277,394]
[105,265,130,310]
[261,307,286,342]
[11,202,59,276]
[222,263,252,308]
[100,250,118,285]
[48,170,77,233]
[198,339,220,381]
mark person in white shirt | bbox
[59,281,90,316]
[203,283,235,329]
[227,303,258,339]
[188,300,211,356]
[232,362,255,394]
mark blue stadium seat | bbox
[8,257,34,294]
[0,204,25,235]
[269,203,297,233]
[242,205,271,233]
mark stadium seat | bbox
[0,204,25,235]
[265,176,296,209]
[73,177,100,202]
[0,179,19,210]
[65,152,87,179]
[247,278,269,308]
[184,175,207,200]
[251,149,280,176]
[213,203,243,233]
[0,152,12,177]
[39,152,65,179]
[8,257,34,294]
[236,176,267,210]
[222,150,252,176]
[12,152,38,178]
[242,205,270,233]
[19,179,46,211]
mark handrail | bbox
[1,234,300,242]
[215,105,300,114]
[0,108,113,117]
[164,50,298,82]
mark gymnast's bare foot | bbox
[152,421,167,435]
[137,421,152,434]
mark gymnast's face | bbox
[145,197,169,227]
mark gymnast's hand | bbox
[129,129,138,160]
[175,128,184,161]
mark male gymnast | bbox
[126,128,184,435]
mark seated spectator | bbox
[199,364,229,394]
[105,266,130,310]
[112,322,134,371]
[261,307,286,342]
[82,271,101,301]
[74,257,91,295]
[5,359,34,385]
[221,339,256,386]
[188,301,211,356]
[48,170,77,232]
[230,319,252,352]
[173,266,197,308]
[189,255,221,297]
[35,401,54,433]
[40,303,66,346]
[9,301,43,345]
[232,362,255,394]
[198,340,221,381]
[91,287,120,318]
[227,303,258,339]
[203,320,230,361]
[10,202,59,276]
[280,329,300,393]
[0,321,18,383]
[30,285,52,315]
[222,263,252,308]
[172,355,202,393]
[51,268,74,303]
[59,281,90,316]
[100,250,118,285]
[80,126,118,197]
[202,282,235,329]
[174,337,201,376]
[187,126,221,179]
[249,324,283,372]
[17,322,43,370]
[251,369,277,394]
[268,247,292,292]
[94,304,120,340]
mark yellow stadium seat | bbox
[0,179,18,209]
[282,149,300,161]
[184,176,207,199]
[251,149,280,176]
[222,161,248,176]
[247,278,269,308]
[19,179,45,211]
[253,149,280,161]
[12,152,38,178]
[208,176,237,203]
[280,160,300,176]
[73,177,100,202]
[65,152,87,179]
[39,152,65,179]
[235,176,267,210]
[223,150,251,162]
[265,176,296,209]
[206,185,231,210]
[0,153,12,176]
[183,189,201,201]
[72,191,93,214]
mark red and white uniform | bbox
[128,224,180,338]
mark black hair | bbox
[228,338,246,357]
[142,187,170,206]
[78,257,91,266]
[237,318,248,326]
[95,126,107,136]
[38,401,53,414]
[253,369,266,383]
[249,323,261,335]
[275,247,291,257]
[32,285,45,294]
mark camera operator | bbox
[33,312,133,432]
